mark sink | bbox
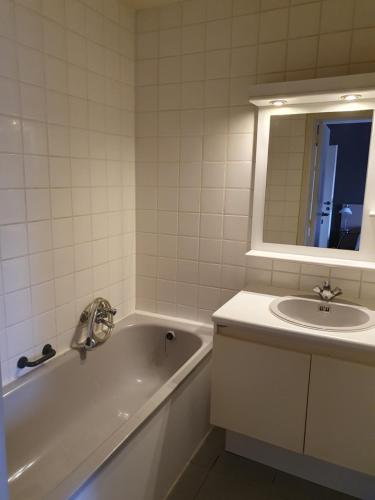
[270,296,375,332]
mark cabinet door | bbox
[210,331,311,453]
[305,355,375,476]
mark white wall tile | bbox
[200,214,223,239]
[24,156,49,188]
[206,0,233,20]
[53,246,74,278]
[181,136,203,162]
[48,124,70,156]
[201,189,224,214]
[289,3,320,38]
[0,117,22,153]
[43,19,66,59]
[0,224,27,259]
[320,0,355,33]
[182,0,206,25]
[224,189,250,215]
[33,309,57,345]
[51,189,72,218]
[232,14,259,47]
[15,4,43,49]
[22,121,48,155]
[260,8,288,43]
[6,319,33,358]
[26,189,50,221]
[0,154,23,188]
[182,24,205,54]
[5,288,32,326]
[28,221,52,253]
[0,77,20,116]
[29,251,54,285]
[31,280,55,315]
[0,190,26,224]
[0,0,136,383]
[17,44,42,86]
[52,218,73,250]
[0,37,17,80]
[50,158,71,187]
[20,83,46,122]
[223,215,248,240]
[2,0,375,380]
[178,188,200,212]
[203,135,227,161]
[206,19,231,50]
[2,257,30,293]
[159,2,181,28]
[354,0,375,28]
[227,134,253,160]
[0,0,15,39]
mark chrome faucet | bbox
[313,280,342,302]
[79,297,117,350]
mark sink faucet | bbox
[313,281,342,302]
[79,297,117,350]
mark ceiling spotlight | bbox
[340,94,362,101]
[270,99,287,107]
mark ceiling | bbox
[126,0,182,9]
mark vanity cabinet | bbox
[210,329,311,453]
[305,355,375,476]
[211,326,375,477]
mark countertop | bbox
[212,290,375,365]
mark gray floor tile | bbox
[167,428,359,500]
[272,471,360,500]
[194,470,279,500]
[191,427,225,468]
[167,463,209,500]
[211,452,276,485]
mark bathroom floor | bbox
[167,428,358,500]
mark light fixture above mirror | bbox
[341,94,362,101]
[248,72,375,270]
[270,99,287,106]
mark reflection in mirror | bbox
[263,111,373,251]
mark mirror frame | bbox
[248,73,375,270]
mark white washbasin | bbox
[270,296,375,332]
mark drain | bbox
[166,330,176,341]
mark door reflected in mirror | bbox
[263,110,373,251]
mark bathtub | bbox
[4,313,213,500]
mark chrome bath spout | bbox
[77,297,117,350]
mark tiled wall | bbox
[2,0,375,385]
[135,0,375,323]
[0,0,136,385]
[264,114,306,245]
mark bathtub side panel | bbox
[71,355,212,500]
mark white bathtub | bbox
[4,313,213,500]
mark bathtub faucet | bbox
[79,297,117,350]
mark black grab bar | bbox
[17,344,56,369]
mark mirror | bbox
[263,110,373,251]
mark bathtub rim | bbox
[5,312,213,500]
[3,311,212,398]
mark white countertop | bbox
[212,290,375,365]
